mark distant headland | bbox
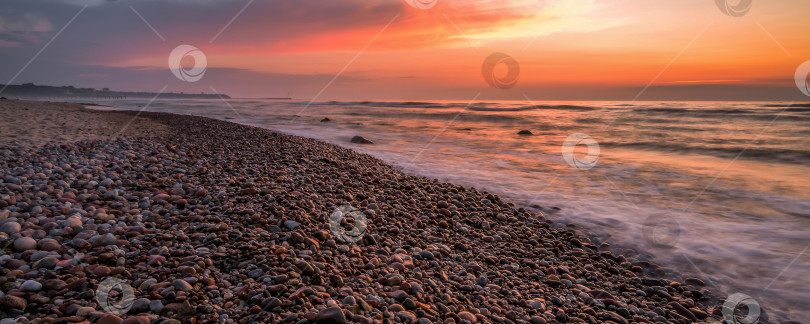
[0,83,230,99]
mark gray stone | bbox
[12,237,36,251]
[283,220,301,230]
[20,280,42,292]
[129,298,151,314]
[350,136,373,144]
[1,222,21,235]
[248,269,263,279]
[90,233,117,246]
[171,279,193,292]
[149,299,164,314]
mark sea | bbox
[75,98,810,322]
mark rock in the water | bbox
[321,118,331,122]
[350,136,373,144]
[517,130,533,135]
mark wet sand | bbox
[0,99,167,148]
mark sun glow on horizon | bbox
[1,0,809,99]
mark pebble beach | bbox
[0,100,740,323]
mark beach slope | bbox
[0,100,722,323]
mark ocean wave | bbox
[762,103,810,109]
[468,104,596,111]
[635,107,755,114]
[600,141,810,164]
[298,101,452,109]
[750,114,810,121]
[467,106,538,112]
[361,110,533,123]
[297,101,598,111]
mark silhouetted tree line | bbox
[0,83,230,99]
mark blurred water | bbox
[79,98,810,322]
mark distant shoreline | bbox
[0,83,231,100]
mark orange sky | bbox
[2,0,810,99]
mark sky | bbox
[1,0,809,100]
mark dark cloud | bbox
[0,0,402,93]
[0,0,397,95]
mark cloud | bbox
[53,0,114,6]
[0,39,21,47]
[77,73,108,78]
[452,0,624,41]
[0,12,52,33]
[0,10,54,47]
[3,0,801,100]
[53,0,221,7]
[0,0,625,61]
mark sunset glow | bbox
[1,0,809,99]
[2,1,810,323]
